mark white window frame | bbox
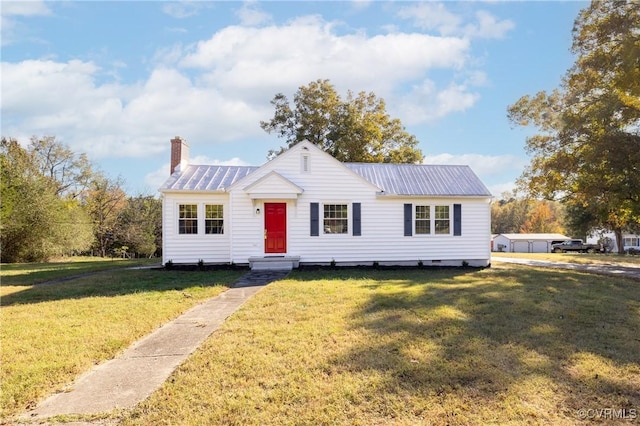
[434,205,450,235]
[323,203,349,234]
[205,204,224,235]
[413,204,452,236]
[415,205,431,234]
[178,203,198,235]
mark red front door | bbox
[264,203,287,253]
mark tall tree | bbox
[29,136,93,198]
[520,201,565,234]
[261,79,424,163]
[114,195,162,258]
[0,138,93,262]
[82,174,127,257]
[507,0,640,253]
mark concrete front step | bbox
[248,256,300,271]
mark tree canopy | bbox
[0,137,93,262]
[0,136,162,262]
[260,79,424,163]
[491,193,566,235]
[507,0,640,253]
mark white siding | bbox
[162,142,492,267]
[162,193,231,264]
[228,144,491,267]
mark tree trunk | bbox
[614,228,624,254]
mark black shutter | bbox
[453,204,462,236]
[310,202,319,236]
[404,203,412,236]
[353,203,361,236]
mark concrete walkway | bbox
[494,256,640,280]
[19,270,289,422]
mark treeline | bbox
[1,136,161,263]
[491,192,567,235]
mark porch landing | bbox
[249,256,300,271]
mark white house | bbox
[491,233,570,253]
[586,231,640,252]
[160,137,493,270]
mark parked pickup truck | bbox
[551,239,603,253]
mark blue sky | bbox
[1,1,588,196]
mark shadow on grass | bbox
[1,259,160,286]
[0,269,245,307]
[319,266,640,420]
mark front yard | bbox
[0,262,244,420]
[2,261,639,425]
[124,264,639,425]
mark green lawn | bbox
[121,265,640,426]
[3,261,639,425]
[1,256,160,285]
[492,251,640,266]
[1,262,245,420]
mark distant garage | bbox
[492,233,570,253]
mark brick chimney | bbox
[170,136,189,175]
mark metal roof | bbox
[160,165,258,192]
[496,233,570,241]
[160,162,492,197]
[345,163,492,196]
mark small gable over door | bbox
[243,171,304,200]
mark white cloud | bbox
[236,1,272,26]
[1,0,52,17]
[179,16,470,102]
[463,11,515,39]
[396,81,480,124]
[397,3,461,36]
[1,0,52,46]
[397,3,513,39]
[3,12,491,165]
[161,2,209,19]
[351,0,372,12]
[487,181,518,198]
[1,60,263,159]
[144,156,252,190]
[423,153,526,178]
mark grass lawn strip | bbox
[1,256,159,286]
[492,251,640,267]
[124,267,640,425]
[1,267,244,420]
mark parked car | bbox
[551,239,603,253]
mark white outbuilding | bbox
[492,233,570,253]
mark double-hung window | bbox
[178,204,198,234]
[412,205,451,235]
[434,206,450,234]
[323,204,348,234]
[415,206,431,234]
[205,205,224,234]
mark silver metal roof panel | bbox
[160,162,491,197]
[345,163,492,196]
[160,165,258,192]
